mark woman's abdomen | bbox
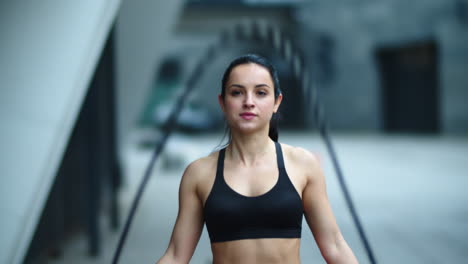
[211,238,301,264]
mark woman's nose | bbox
[243,93,255,108]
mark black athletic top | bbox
[204,142,304,243]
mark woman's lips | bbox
[240,112,256,120]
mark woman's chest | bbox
[224,165,279,197]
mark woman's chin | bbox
[233,124,267,135]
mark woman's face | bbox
[219,63,282,135]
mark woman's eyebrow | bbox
[228,84,271,89]
[255,84,270,88]
[228,84,245,89]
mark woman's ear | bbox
[273,93,283,113]
[218,94,225,113]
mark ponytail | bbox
[268,112,280,142]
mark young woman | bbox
[156,54,358,264]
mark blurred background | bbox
[1,0,468,263]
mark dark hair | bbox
[220,54,282,143]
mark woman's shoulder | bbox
[183,150,220,181]
[279,142,321,170]
[180,150,220,198]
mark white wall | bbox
[0,1,120,263]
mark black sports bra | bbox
[203,142,304,243]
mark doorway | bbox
[376,40,439,133]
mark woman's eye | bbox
[257,91,267,96]
[231,90,242,96]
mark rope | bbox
[312,80,377,264]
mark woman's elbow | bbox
[156,248,189,264]
[320,235,358,264]
[321,243,341,263]
[156,255,188,264]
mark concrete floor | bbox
[47,132,468,264]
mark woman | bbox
[156,54,358,264]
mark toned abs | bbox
[211,238,301,264]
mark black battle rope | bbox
[321,124,377,264]
[311,79,377,264]
[111,46,218,264]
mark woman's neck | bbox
[227,131,275,167]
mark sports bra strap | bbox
[275,142,285,169]
[217,148,226,174]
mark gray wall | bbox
[296,1,468,133]
[438,20,468,133]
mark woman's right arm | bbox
[156,161,205,264]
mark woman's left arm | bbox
[300,149,359,264]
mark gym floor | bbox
[48,132,468,264]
